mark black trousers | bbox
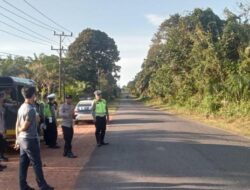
[95,116,107,144]
[62,126,73,154]
[45,119,58,147]
[0,133,8,156]
[43,127,49,145]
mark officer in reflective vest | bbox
[92,90,109,147]
[43,94,59,149]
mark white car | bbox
[74,100,94,124]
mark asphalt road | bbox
[75,97,250,190]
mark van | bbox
[0,76,35,143]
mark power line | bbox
[0,12,59,45]
[0,20,53,45]
[0,4,53,31]
[60,36,70,47]
[2,0,63,32]
[0,29,48,46]
[64,37,73,47]
[23,0,72,33]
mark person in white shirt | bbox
[59,95,77,158]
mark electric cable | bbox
[23,0,72,33]
[0,29,49,46]
[3,0,62,32]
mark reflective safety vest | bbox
[44,103,52,118]
[94,99,107,117]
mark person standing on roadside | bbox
[92,90,110,147]
[15,86,54,190]
[0,91,7,171]
[34,96,44,137]
[44,94,59,149]
[39,95,47,145]
[59,95,77,158]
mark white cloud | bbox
[117,57,145,87]
[145,14,168,26]
[113,35,152,86]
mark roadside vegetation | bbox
[128,3,250,136]
[0,28,121,101]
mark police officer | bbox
[34,96,44,137]
[0,91,7,171]
[44,94,59,149]
[92,90,110,147]
[59,95,77,158]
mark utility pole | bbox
[97,68,100,90]
[95,60,100,90]
[51,31,72,101]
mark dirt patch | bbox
[0,124,96,190]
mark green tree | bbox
[29,54,59,95]
[68,28,120,96]
[130,7,250,117]
[0,56,31,77]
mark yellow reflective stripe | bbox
[95,114,106,117]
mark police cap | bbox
[47,93,56,99]
[94,90,102,95]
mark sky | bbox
[0,0,243,86]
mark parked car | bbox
[74,99,94,124]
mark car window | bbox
[78,103,92,107]
[76,102,92,112]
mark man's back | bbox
[17,103,37,139]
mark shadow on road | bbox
[75,97,250,190]
[111,118,166,125]
[75,128,250,189]
[114,112,170,116]
[103,182,225,190]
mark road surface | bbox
[75,97,250,190]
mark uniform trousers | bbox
[44,119,58,147]
[95,116,107,144]
[62,126,73,155]
[0,133,8,157]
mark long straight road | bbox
[75,97,250,190]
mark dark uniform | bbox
[92,90,109,147]
[44,94,59,148]
[0,91,8,172]
[34,100,44,136]
[0,106,8,162]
